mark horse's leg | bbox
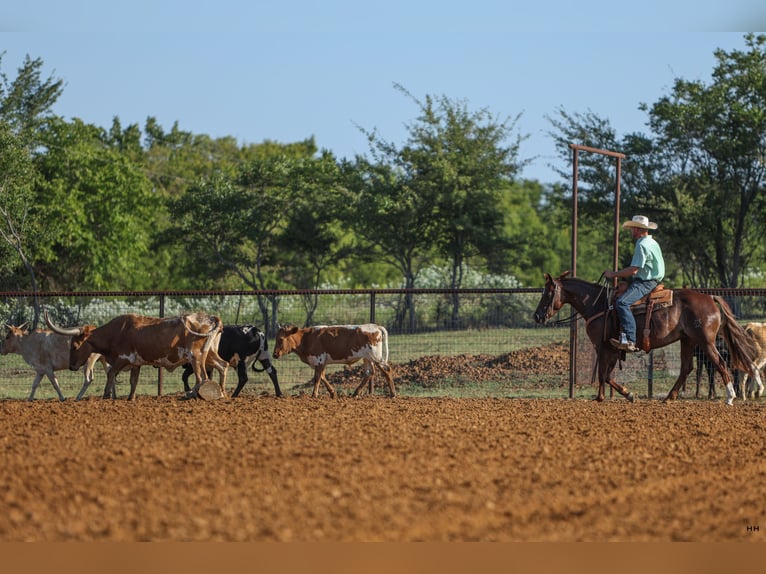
[594,351,607,402]
[704,342,737,406]
[665,340,696,402]
[597,351,634,402]
[694,353,702,398]
[708,363,716,400]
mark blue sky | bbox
[1,2,765,183]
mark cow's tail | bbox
[379,326,389,364]
[714,296,758,378]
[183,315,223,382]
[184,314,222,340]
[200,315,223,358]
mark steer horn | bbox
[44,310,84,336]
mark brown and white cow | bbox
[45,311,228,400]
[742,322,766,399]
[1,324,109,401]
[273,323,395,398]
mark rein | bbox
[551,311,580,326]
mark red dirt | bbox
[1,392,764,542]
[326,343,572,389]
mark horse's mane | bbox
[560,275,601,290]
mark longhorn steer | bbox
[273,324,395,398]
[742,323,766,399]
[45,312,228,400]
[1,325,109,401]
[181,325,281,397]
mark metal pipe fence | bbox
[1,288,764,400]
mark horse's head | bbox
[533,272,569,324]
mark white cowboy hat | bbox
[622,215,657,230]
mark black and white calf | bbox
[181,325,281,397]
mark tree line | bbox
[1,34,765,325]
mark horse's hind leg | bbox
[665,340,696,402]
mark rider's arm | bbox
[604,266,639,280]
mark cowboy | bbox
[604,215,665,352]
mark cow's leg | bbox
[380,363,396,398]
[181,364,193,394]
[76,375,93,401]
[27,372,45,401]
[103,365,121,399]
[215,363,228,398]
[311,367,323,398]
[127,367,141,400]
[189,359,206,397]
[259,359,282,397]
[320,371,337,398]
[753,363,765,398]
[231,362,248,398]
[367,363,375,395]
[312,366,336,398]
[742,364,763,399]
[352,361,374,397]
[44,371,66,402]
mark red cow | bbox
[45,311,228,400]
[273,324,395,398]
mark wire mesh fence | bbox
[1,288,764,400]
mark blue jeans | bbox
[614,279,658,343]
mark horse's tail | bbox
[714,296,758,378]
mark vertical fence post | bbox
[158,293,165,396]
[369,291,376,324]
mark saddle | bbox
[613,282,673,352]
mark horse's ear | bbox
[559,270,571,279]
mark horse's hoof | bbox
[626,392,636,403]
[726,398,734,406]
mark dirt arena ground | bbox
[1,392,764,542]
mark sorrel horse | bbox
[533,271,758,405]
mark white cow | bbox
[1,324,109,401]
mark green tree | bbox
[276,151,354,325]
[391,85,526,327]
[548,34,766,288]
[0,53,64,148]
[163,155,299,331]
[33,117,158,290]
[345,156,440,332]
[353,85,527,330]
[0,121,45,323]
[641,33,766,287]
